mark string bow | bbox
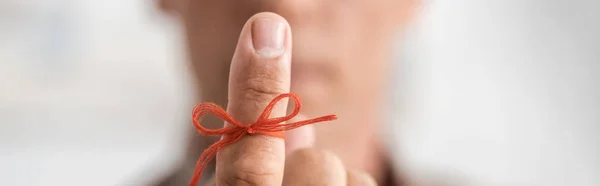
[189,93,337,186]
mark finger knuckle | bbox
[218,165,277,186]
[222,137,282,185]
[229,159,279,185]
[284,149,347,185]
[217,177,247,186]
[289,148,341,167]
[234,169,275,186]
[242,75,286,103]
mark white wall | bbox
[393,0,600,185]
[0,0,192,185]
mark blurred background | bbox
[1,0,598,185]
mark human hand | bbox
[199,12,377,186]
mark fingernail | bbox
[252,18,285,58]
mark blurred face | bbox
[162,0,416,181]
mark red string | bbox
[189,93,338,186]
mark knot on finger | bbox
[246,127,256,134]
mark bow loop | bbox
[188,93,337,186]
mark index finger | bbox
[215,12,292,186]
